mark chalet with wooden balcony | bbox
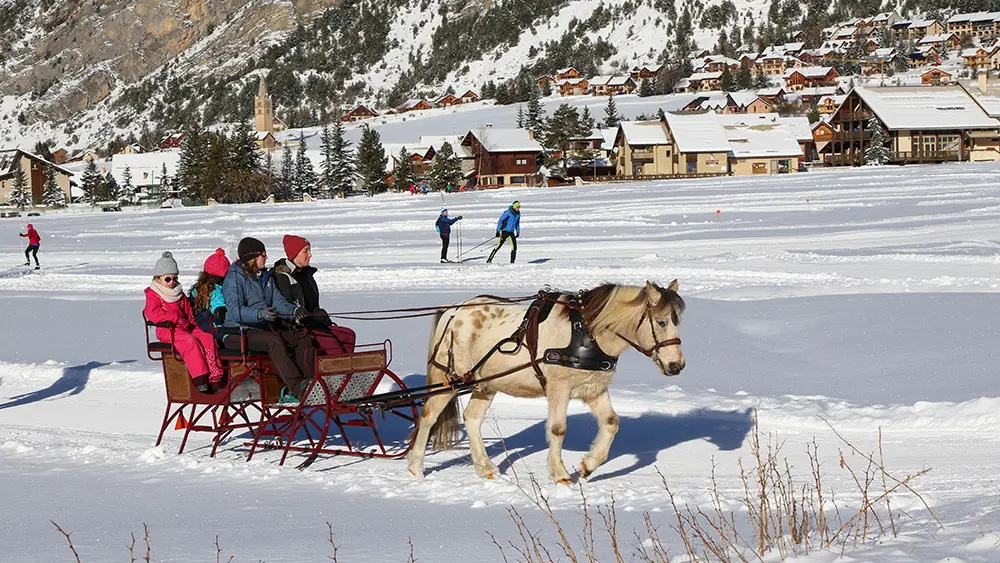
[962,47,995,71]
[341,104,378,122]
[555,67,581,80]
[921,68,952,85]
[824,85,1000,166]
[783,67,839,91]
[459,90,480,104]
[862,49,897,75]
[0,149,72,205]
[558,77,590,96]
[589,75,637,96]
[396,98,433,113]
[686,72,722,91]
[461,128,544,188]
[629,63,663,82]
[918,33,961,50]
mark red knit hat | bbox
[283,235,310,259]
[203,248,230,278]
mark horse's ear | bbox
[667,279,679,292]
[644,281,661,304]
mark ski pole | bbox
[460,235,497,258]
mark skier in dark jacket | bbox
[487,201,520,264]
[434,207,463,263]
[20,223,40,269]
[271,234,356,355]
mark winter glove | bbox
[456,215,463,220]
[514,233,519,239]
[292,306,306,326]
[495,231,501,238]
[258,307,278,322]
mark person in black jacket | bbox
[434,207,463,263]
[271,235,357,355]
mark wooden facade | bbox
[922,68,952,85]
[341,105,378,122]
[0,150,72,205]
[460,132,542,188]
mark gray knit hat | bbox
[153,251,179,277]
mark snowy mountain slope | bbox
[0,0,766,150]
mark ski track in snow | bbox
[1,162,1000,561]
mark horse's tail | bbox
[409,310,461,450]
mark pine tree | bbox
[638,78,655,97]
[277,142,295,201]
[329,118,355,196]
[121,165,137,204]
[393,147,415,192]
[176,121,207,201]
[80,158,102,205]
[736,62,753,90]
[720,67,737,92]
[428,142,463,192]
[581,106,595,129]
[294,132,317,198]
[159,163,172,202]
[545,104,592,171]
[603,96,622,128]
[864,117,892,166]
[263,151,276,197]
[355,125,387,196]
[101,174,120,202]
[525,87,546,134]
[7,164,30,209]
[516,105,525,128]
[42,163,65,207]
[319,123,336,197]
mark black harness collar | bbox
[528,292,619,373]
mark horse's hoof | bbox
[579,460,593,479]
[484,471,495,480]
[555,477,573,485]
[408,465,424,480]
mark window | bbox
[496,176,505,186]
[515,158,527,165]
[510,176,525,184]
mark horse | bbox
[406,280,686,484]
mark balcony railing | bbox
[832,131,872,142]
[825,150,962,166]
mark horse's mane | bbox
[581,283,685,334]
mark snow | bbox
[856,86,1000,130]
[723,127,802,158]
[3,158,1000,560]
[662,112,731,152]
[617,120,668,145]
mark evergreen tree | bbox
[33,140,53,162]
[581,106,595,129]
[720,67,737,92]
[176,121,207,201]
[603,96,622,128]
[638,78,655,97]
[200,132,230,203]
[393,147,415,192]
[516,105,525,128]
[736,62,754,90]
[230,122,260,178]
[263,151,276,196]
[525,87,546,133]
[753,72,771,90]
[428,142,463,192]
[121,165,137,204]
[355,125,387,196]
[329,118,356,196]
[101,174,120,203]
[42,163,65,207]
[544,104,592,171]
[319,123,336,197]
[277,142,295,201]
[159,163,172,202]
[864,117,891,165]
[7,164,29,209]
[294,132,318,197]
[80,158,102,205]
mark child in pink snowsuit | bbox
[144,251,224,394]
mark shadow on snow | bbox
[0,360,136,410]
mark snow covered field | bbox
[1,163,999,561]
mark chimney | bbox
[527,129,535,140]
[979,71,988,92]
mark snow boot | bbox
[208,375,227,394]
[192,375,211,394]
[33,266,39,270]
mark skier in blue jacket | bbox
[435,207,463,263]
[487,200,520,264]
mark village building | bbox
[0,149,73,205]
[918,33,961,50]
[67,148,102,163]
[756,87,787,105]
[254,76,286,134]
[892,19,944,40]
[613,121,673,176]
[110,151,181,199]
[699,56,741,73]
[536,75,557,91]
[783,67,840,90]
[460,128,543,188]
[946,11,1000,37]
[555,67,581,80]
[396,98,433,112]
[159,134,183,150]
[686,71,722,91]
[723,122,803,175]
[862,49,897,75]
[728,92,775,113]
[557,77,590,96]
[382,143,433,182]
[909,45,942,67]
[629,63,663,82]
[682,92,730,113]
[341,104,378,122]
[459,90,480,104]
[255,132,277,151]
[825,85,1000,166]
[961,47,995,71]
[435,93,461,107]
[117,144,145,155]
[718,113,814,162]
[50,148,68,164]
[921,68,952,85]
[661,112,732,175]
[818,94,847,114]
[812,120,834,155]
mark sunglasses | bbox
[162,276,178,283]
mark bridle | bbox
[615,301,681,372]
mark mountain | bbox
[0,0,969,152]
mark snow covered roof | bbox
[663,112,731,153]
[716,114,813,141]
[110,150,181,186]
[919,33,956,45]
[558,77,588,86]
[465,128,543,153]
[724,125,804,159]
[819,94,847,106]
[0,149,74,177]
[617,121,669,145]
[785,66,837,78]
[757,87,785,96]
[907,19,938,28]
[854,86,1000,130]
[606,76,633,86]
[689,72,722,81]
[947,11,1000,24]
[961,47,991,57]
[590,75,613,85]
[728,92,770,108]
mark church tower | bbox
[254,75,274,133]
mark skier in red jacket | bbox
[19,223,40,269]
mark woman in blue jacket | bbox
[487,200,520,264]
[222,237,315,402]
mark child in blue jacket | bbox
[435,207,463,263]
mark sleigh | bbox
[143,315,417,467]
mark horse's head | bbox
[639,280,686,376]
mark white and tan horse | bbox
[406,281,686,483]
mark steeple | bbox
[254,75,274,133]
